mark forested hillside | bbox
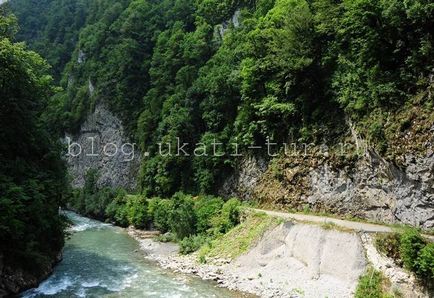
[3,0,433,223]
[8,0,433,199]
[0,8,67,295]
[1,0,433,294]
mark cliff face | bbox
[222,108,434,228]
[65,104,140,191]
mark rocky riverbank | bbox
[128,219,430,298]
[129,223,364,297]
[0,252,62,297]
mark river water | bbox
[22,212,238,297]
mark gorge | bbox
[0,0,433,297]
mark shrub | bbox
[168,192,197,239]
[126,195,148,229]
[147,197,161,218]
[211,198,241,234]
[416,243,434,282]
[179,235,208,255]
[375,233,402,265]
[355,268,387,298]
[400,228,426,271]
[155,232,177,243]
[194,196,224,234]
[151,199,173,233]
[105,190,129,227]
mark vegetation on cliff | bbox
[7,0,434,199]
[0,0,433,295]
[375,229,434,287]
[0,9,68,293]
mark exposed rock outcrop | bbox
[215,9,241,39]
[65,103,140,190]
[0,252,62,297]
[224,148,434,228]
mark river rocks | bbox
[65,103,140,190]
[129,223,370,298]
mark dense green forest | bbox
[8,0,434,198]
[1,0,434,293]
[0,7,67,290]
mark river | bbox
[22,212,238,297]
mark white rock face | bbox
[229,223,366,298]
[77,50,86,64]
[65,104,140,190]
[215,9,242,39]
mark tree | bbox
[0,10,67,287]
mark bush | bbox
[194,196,224,234]
[179,235,208,255]
[155,232,177,243]
[416,243,434,282]
[105,190,129,227]
[355,268,387,298]
[151,199,173,233]
[126,195,148,229]
[375,233,402,265]
[400,228,426,271]
[168,193,197,239]
[211,198,241,234]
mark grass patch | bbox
[355,267,399,298]
[320,221,339,230]
[198,212,281,261]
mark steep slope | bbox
[9,0,434,227]
[0,10,67,295]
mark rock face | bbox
[65,104,140,190]
[215,9,241,39]
[308,150,434,228]
[220,155,268,199]
[223,149,434,228]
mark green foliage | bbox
[68,169,121,220]
[376,229,434,285]
[104,190,129,227]
[168,193,197,239]
[8,0,99,80]
[179,235,209,255]
[331,0,434,114]
[416,243,434,282]
[125,195,149,229]
[355,268,391,298]
[0,9,67,276]
[375,233,402,265]
[155,232,177,243]
[11,0,434,198]
[199,212,279,260]
[211,198,241,234]
[194,196,224,234]
[7,1,434,281]
[399,228,426,271]
[150,199,173,233]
